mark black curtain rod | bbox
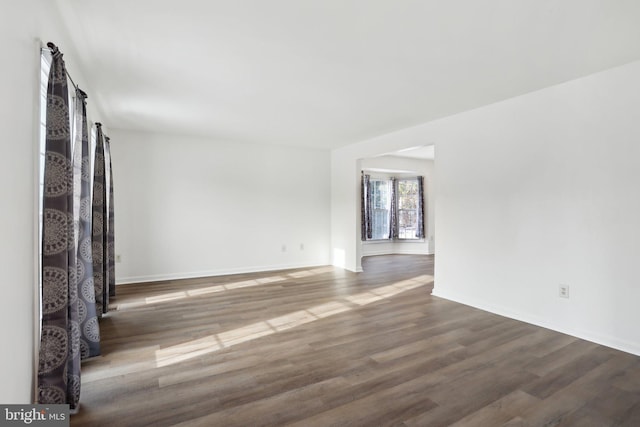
[41,42,81,94]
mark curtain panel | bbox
[73,89,101,358]
[105,136,116,298]
[416,175,425,239]
[92,123,109,315]
[361,173,372,240]
[38,46,81,410]
[389,177,398,239]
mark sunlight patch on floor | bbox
[154,274,433,368]
[119,268,337,309]
[288,266,336,278]
[118,275,290,309]
[346,274,432,306]
[155,335,222,367]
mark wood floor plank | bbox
[516,352,639,426]
[559,385,640,426]
[502,416,526,426]
[613,359,640,393]
[618,402,640,427]
[70,254,640,426]
[283,380,439,427]
[449,390,540,427]
[523,346,615,400]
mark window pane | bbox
[398,179,419,239]
[370,179,390,239]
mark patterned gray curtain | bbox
[416,176,425,239]
[389,177,398,239]
[105,136,116,298]
[74,89,101,358]
[361,173,372,240]
[92,123,109,315]
[38,44,81,411]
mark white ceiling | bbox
[56,0,640,149]
[387,145,435,160]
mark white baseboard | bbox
[362,248,431,257]
[432,288,640,357]
[116,261,331,285]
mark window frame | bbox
[363,174,424,242]
[369,177,391,240]
[396,177,421,240]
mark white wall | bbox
[110,129,331,283]
[360,155,434,257]
[331,59,640,355]
[434,60,640,355]
[1,0,105,403]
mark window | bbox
[362,174,424,241]
[38,50,51,334]
[370,179,391,239]
[397,179,419,239]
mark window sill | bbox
[363,239,425,244]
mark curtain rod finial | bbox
[46,42,63,59]
[95,122,102,127]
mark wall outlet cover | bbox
[559,284,570,298]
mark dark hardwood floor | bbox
[72,254,640,426]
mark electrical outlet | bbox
[559,284,569,298]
